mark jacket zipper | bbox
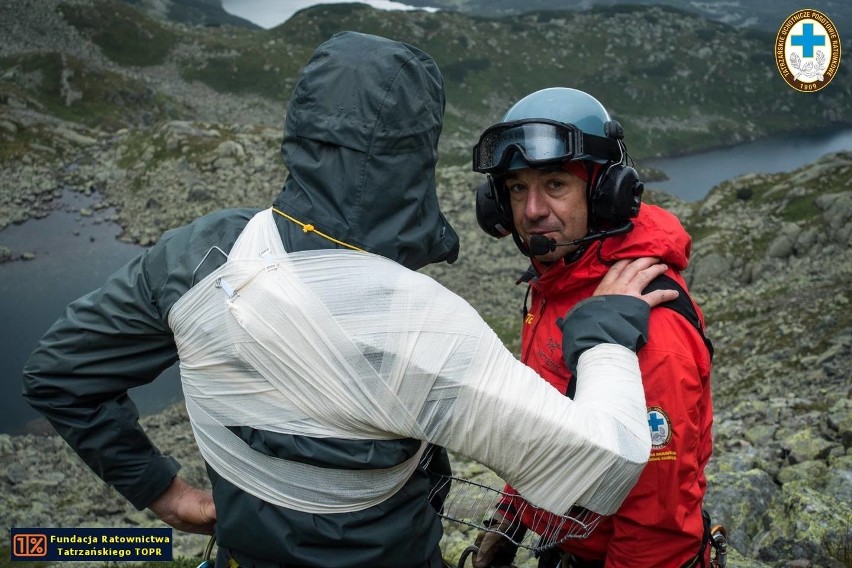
[522,295,546,364]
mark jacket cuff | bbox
[122,455,182,511]
[557,295,650,377]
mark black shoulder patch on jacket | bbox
[642,274,714,361]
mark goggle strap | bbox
[580,133,622,163]
[472,125,623,173]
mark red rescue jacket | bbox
[502,204,713,567]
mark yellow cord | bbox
[271,207,365,252]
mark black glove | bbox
[557,295,650,378]
[471,513,527,568]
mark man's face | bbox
[505,167,589,263]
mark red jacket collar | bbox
[532,204,692,293]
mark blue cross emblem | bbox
[791,23,826,58]
[648,411,666,433]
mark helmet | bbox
[473,88,623,174]
[503,88,610,130]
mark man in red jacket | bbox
[470,88,714,567]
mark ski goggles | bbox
[472,119,620,174]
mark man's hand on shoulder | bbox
[594,257,679,308]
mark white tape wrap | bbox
[169,209,650,515]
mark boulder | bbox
[704,469,778,552]
[752,481,852,566]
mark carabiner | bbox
[709,524,728,568]
[456,545,479,568]
[196,535,216,568]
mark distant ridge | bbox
[122,0,261,29]
[397,0,852,33]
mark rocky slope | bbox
[3,143,849,567]
[1,1,850,567]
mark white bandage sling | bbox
[169,209,650,515]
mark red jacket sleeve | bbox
[600,307,713,567]
[495,484,523,522]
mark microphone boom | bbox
[527,222,634,257]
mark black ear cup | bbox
[587,121,642,228]
[475,176,513,238]
[590,165,644,227]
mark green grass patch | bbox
[59,0,178,67]
[117,129,163,170]
[177,25,310,101]
[0,135,32,161]
[181,52,291,101]
[685,224,718,244]
[780,194,822,222]
[442,58,491,83]
[117,125,239,174]
[0,122,60,161]
[0,52,183,129]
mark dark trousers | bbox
[537,549,704,568]
[215,545,445,568]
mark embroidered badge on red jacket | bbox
[647,406,677,461]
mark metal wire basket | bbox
[428,472,603,552]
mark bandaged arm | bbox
[438,295,651,516]
[169,248,651,517]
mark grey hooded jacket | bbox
[24,31,459,567]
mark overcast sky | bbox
[221,0,437,29]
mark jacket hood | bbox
[274,31,459,271]
[597,204,691,269]
[536,204,691,288]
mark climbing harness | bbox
[456,545,478,568]
[196,535,216,568]
[709,524,728,568]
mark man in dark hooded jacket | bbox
[23,31,460,568]
[23,33,677,568]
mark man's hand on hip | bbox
[149,475,217,535]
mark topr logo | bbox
[647,406,672,449]
[776,9,842,92]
